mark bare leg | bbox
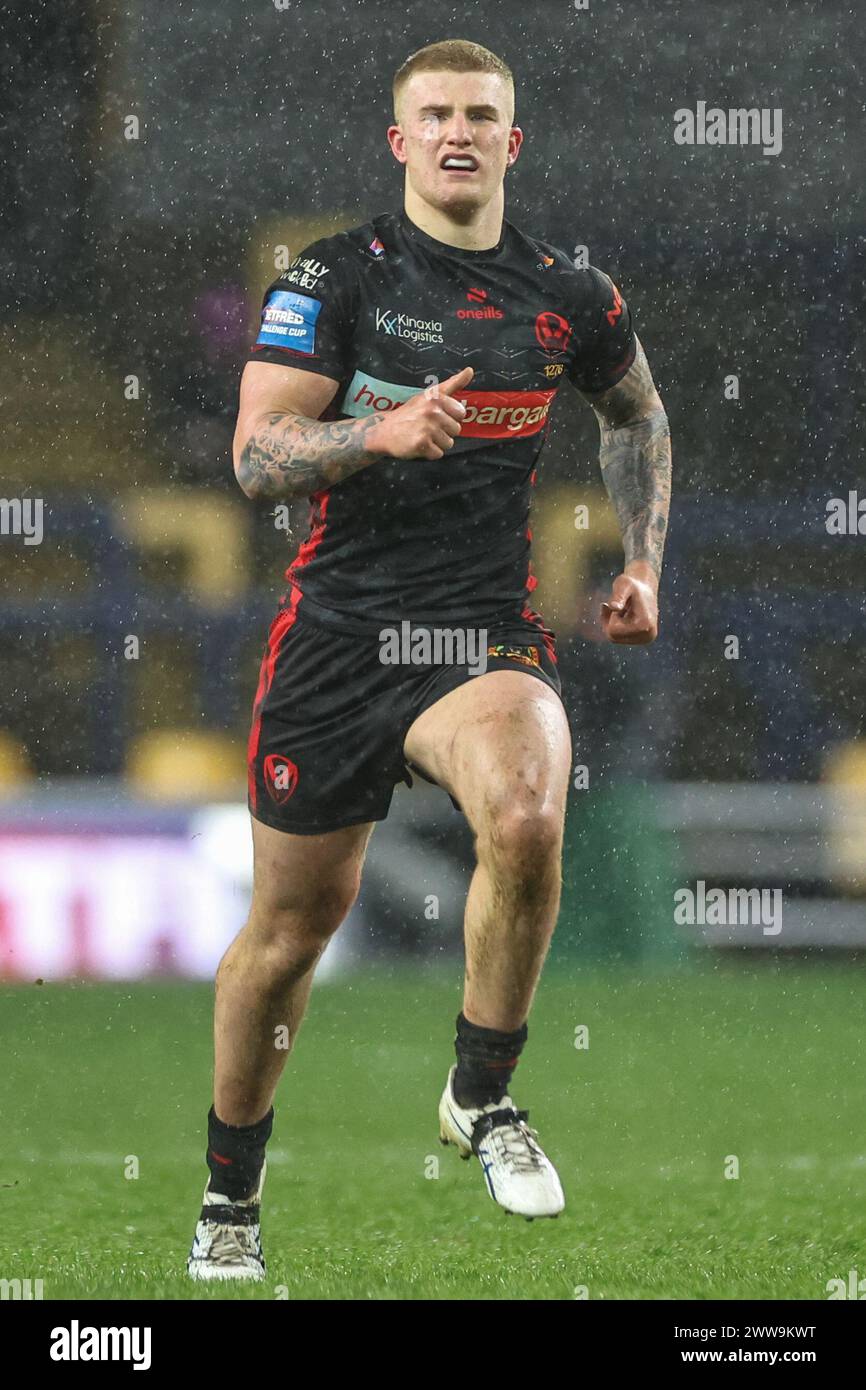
[213,817,374,1125]
[403,671,571,1031]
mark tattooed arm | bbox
[578,336,671,644]
[233,363,476,502]
[237,411,388,501]
[233,363,385,501]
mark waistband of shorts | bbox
[288,590,538,639]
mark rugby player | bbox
[188,38,671,1280]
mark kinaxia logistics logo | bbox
[375,308,444,344]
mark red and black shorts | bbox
[247,589,562,836]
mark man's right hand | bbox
[368,367,474,460]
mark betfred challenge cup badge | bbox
[264,754,299,804]
[534,311,572,355]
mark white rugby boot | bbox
[187,1161,266,1281]
[438,1066,565,1219]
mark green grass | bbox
[1,961,864,1300]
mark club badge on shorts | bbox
[264,754,299,804]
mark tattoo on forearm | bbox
[588,339,672,578]
[236,411,385,500]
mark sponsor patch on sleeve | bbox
[255,290,323,354]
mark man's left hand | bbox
[600,565,659,645]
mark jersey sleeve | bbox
[565,266,637,395]
[246,237,355,380]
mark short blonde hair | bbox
[393,40,515,123]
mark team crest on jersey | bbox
[535,310,573,356]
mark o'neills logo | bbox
[339,371,556,440]
[456,287,504,320]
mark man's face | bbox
[388,71,522,216]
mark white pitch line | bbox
[14,1149,293,1167]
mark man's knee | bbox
[245,871,361,967]
[475,796,564,877]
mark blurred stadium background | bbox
[2,0,865,1302]
[1,0,863,981]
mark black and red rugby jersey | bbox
[247,208,636,632]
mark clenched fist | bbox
[368,367,474,460]
[601,567,660,645]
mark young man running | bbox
[188,39,671,1280]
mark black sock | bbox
[206,1105,273,1201]
[453,1011,528,1108]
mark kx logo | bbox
[374,308,444,344]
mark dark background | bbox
[1,0,863,786]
